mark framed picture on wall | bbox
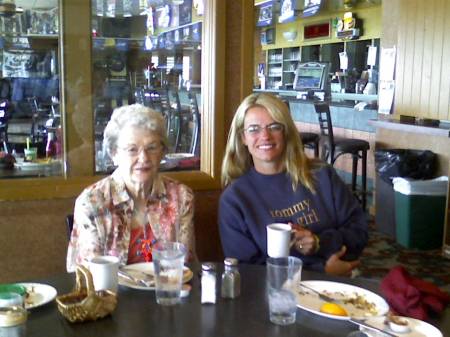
[179,0,192,25]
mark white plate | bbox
[361,316,443,337]
[165,153,194,161]
[17,283,57,309]
[160,159,177,170]
[14,160,61,171]
[296,280,389,320]
[118,262,193,291]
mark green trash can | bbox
[393,177,448,250]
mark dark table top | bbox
[24,264,449,337]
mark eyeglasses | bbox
[118,144,162,157]
[243,122,284,135]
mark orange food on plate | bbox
[319,302,348,316]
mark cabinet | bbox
[266,49,282,89]
[266,47,300,90]
[264,39,379,91]
[282,47,300,89]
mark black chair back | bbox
[314,102,335,161]
[188,92,200,156]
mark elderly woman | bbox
[67,104,196,272]
[219,93,367,276]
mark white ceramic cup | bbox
[88,255,120,293]
[267,223,292,258]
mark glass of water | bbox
[266,256,302,325]
[152,241,187,306]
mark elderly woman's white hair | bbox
[103,104,168,158]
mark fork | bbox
[298,283,344,304]
[118,269,154,287]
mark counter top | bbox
[369,118,450,138]
[253,89,378,110]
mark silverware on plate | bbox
[118,269,154,287]
[349,318,398,337]
[298,283,345,304]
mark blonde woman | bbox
[219,93,367,276]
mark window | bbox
[0,0,224,200]
[0,0,62,179]
[92,0,203,174]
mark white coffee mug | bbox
[88,255,119,293]
[267,223,292,258]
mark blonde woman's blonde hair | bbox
[221,93,316,192]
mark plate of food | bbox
[16,283,58,309]
[160,159,178,170]
[296,280,389,320]
[165,153,194,161]
[360,315,443,337]
[118,262,193,291]
[14,159,61,171]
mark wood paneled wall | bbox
[385,0,450,120]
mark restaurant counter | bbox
[253,89,378,134]
[24,264,449,337]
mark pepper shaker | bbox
[221,257,241,299]
[201,263,216,304]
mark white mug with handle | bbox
[88,255,120,293]
[266,223,293,258]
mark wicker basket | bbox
[56,265,117,323]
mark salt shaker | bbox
[0,306,27,337]
[201,263,216,304]
[221,257,241,299]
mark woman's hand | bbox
[289,223,318,255]
[324,246,360,277]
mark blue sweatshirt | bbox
[218,165,368,271]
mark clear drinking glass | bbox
[152,241,186,305]
[266,256,302,325]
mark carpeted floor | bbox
[359,227,450,293]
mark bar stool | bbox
[280,98,320,158]
[314,102,370,210]
[299,132,320,158]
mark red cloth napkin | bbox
[380,265,450,320]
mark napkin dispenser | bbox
[56,265,117,323]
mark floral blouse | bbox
[66,170,196,272]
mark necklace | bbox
[137,223,157,262]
